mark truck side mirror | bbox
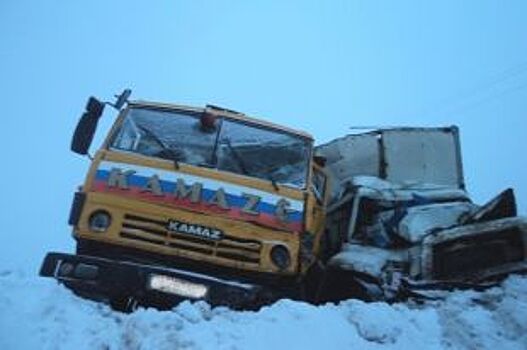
[71,97,105,155]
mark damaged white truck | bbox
[317,126,527,301]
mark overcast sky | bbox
[1,1,526,270]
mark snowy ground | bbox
[0,272,525,350]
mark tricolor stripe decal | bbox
[91,161,304,232]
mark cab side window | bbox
[312,168,327,203]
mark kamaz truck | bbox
[40,91,330,311]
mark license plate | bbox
[148,274,208,299]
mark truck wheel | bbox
[320,268,374,302]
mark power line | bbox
[421,61,527,116]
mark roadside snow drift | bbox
[0,271,526,350]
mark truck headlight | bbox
[270,245,291,270]
[88,210,111,232]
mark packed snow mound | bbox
[0,271,526,350]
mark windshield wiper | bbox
[262,166,280,191]
[265,173,279,191]
[224,138,250,176]
[136,124,182,169]
[225,138,279,191]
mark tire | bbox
[109,295,139,313]
[319,268,375,303]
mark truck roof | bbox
[128,100,314,141]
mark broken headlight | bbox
[88,210,111,233]
[270,245,291,270]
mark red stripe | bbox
[91,181,302,232]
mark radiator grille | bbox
[119,214,262,265]
[432,228,524,279]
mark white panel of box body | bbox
[316,128,464,194]
[317,133,380,184]
[382,129,462,188]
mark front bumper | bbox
[39,252,270,310]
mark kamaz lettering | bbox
[107,167,261,214]
[167,220,223,240]
[92,161,305,232]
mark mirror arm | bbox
[104,101,119,109]
[105,89,132,110]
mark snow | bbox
[328,243,401,278]
[348,176,469,203]
[1,270,526,350]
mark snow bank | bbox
[0,270,526,350]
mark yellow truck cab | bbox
[40,91,330,310]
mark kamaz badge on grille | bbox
[167,220,223,240]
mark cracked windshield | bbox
[111,107,311,189]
